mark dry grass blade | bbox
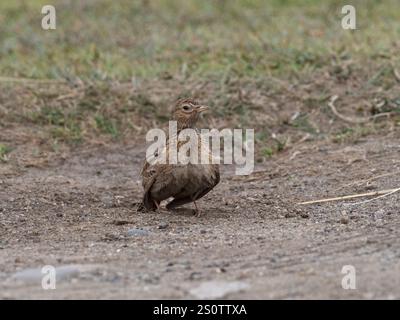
[391,63,400,82]
[55,90,83,101]
[348,187,400,205]
[298,188,400,205]
[328,95,393,124]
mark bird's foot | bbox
[154,200,162,213]
[193,201,202,217]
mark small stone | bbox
[141,274,159,284]
[112,220,130,226]
[127,228,150,237]
[103,233,122,241]
[365,184,377,190]
[340,217,349,224]
[158,222,168,230]
[374,209,385,219]
[285,212,296,218]
[12,265,84,284]
[200,229,207,234]
[300,212,309,218]
[363,292,375,299]
[189,281,249,299]
[188,272,202,280]
[101,195,115,208]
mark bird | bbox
[140,98,220,216]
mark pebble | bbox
[285,212,296,218]
[188,272,202,280]
[100,195,115,208]
[158,222,168,230]
[11,265,85,284]
[300,212,310,218]
[189,281,249,299]
[127,228,150,237]
[340,216,350,224]
[112,220,130,226]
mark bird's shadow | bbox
[134,202,229,218]
[134,202,196,216]
[167,207,197,216]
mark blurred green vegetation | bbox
[0,0,399,163]
[0,0,399,80]
[0,144,12,162]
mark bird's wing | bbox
[141,139,183,209]
[166,164,220,210]
[140,138,169,188]
[142,163,162,210]
[142,163,187,210]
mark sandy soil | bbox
[1,132,399,299]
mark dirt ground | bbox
[1,0,400,301]
[0,130,399,299]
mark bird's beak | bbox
[196,105,209,113]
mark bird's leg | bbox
[193,200,201,217]
[154,200,161,213]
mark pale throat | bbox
[176,116,198,132]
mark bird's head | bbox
[173,98,209,130]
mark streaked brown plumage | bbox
[140,98,220,216]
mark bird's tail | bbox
[143,192,157,211]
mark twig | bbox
[55,90,83,101]
[328,95,393,124]
[328,95,369,124]
[298,188,400,205]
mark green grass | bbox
[332,126,376,143]
[0,144,12,162]
[0,0,399,80]
[0,0,399,161]
[94,115,119,138]
[291,114,318,135]
[27,106,82,144]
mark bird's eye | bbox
[182,105,190,111]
